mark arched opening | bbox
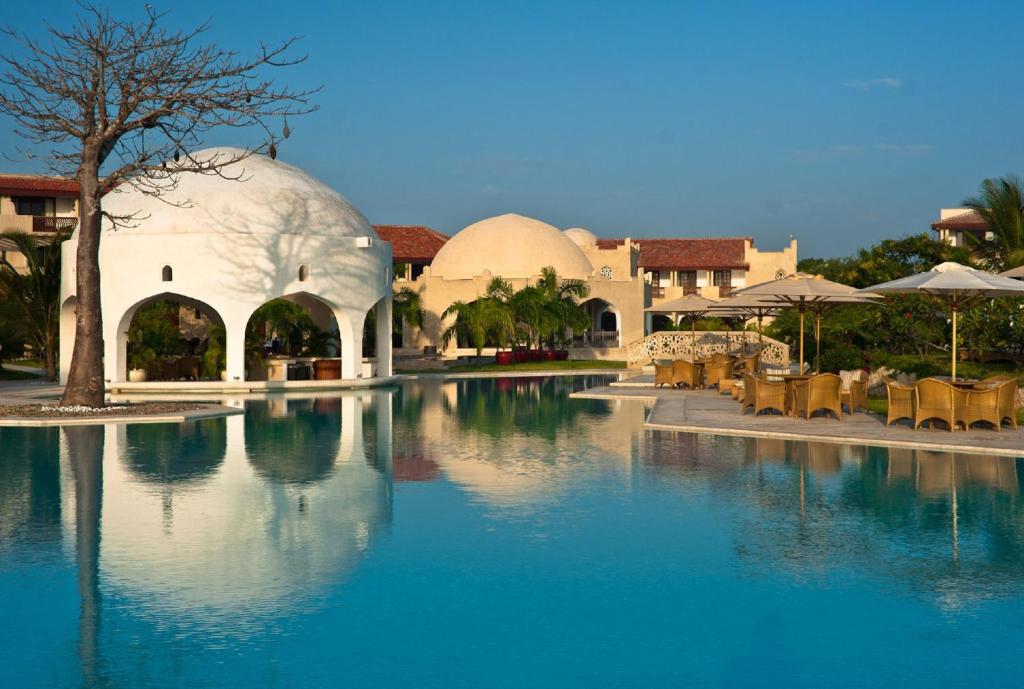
[244,399,340,485]
[576,298,621,347]
[651,314,674,332]
[119,293,226,381]
[161,265,173,282]
[244,293,341,381]
[298,264,310,282]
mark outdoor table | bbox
[783,374,814,415]
[931,376,980,389]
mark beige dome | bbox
[430,214,593,280]
[564,227,597,248]
[100,146,376,239]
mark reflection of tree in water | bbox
[392,384,439,482]
[719,438,1024,608]
[446,375,613,440]
[245,398,341,484]
[0,427,62,553]
[123,419,226,486]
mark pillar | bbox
[102,319,127,384]
[339,309,365,380]
[375,298,393,377]
[225,319,246,382]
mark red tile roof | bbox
[374,224,449,262]
[0,174,79,197]
[931,210,987,231]
[596,238,625,249]
[631,237,750,270]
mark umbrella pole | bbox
[815,311,821,374]
[951,304,958,382]
[798,307,805,374]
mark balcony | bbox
[717,285,733,297]
[33,216,78,233]
[682,285,699,296]
[650,286,665,299]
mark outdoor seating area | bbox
[653,351,760,391]
[885,375,1019,432]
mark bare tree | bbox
[0,5,317,406]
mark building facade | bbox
[931,208,991,248]
[0,174,80,272]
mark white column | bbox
[375,298,393,377]
[59,299,76,385]
[103,319,126,383]
[340,309,365,380]
[225,319,246,382]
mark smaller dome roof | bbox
[430,214,593,280]
[563,227,597,248]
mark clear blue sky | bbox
[3,0,1022,258]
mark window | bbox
[162,265,173,282]
[679,270,697,291]
[600,265,613,280]
[13,197,53,216]
[712,270,732,287]
[299,264,310,282]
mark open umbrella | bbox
[708,293,785,348]
[733,273,877,373]
[645,294,737,348]
[860,261,1024,380]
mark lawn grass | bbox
[0,366,42,381]
[397,359,628,374]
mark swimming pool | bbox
[2,375,1024,688]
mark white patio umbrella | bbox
[732,273,877,373]
[708,293,785,347]
[860,261,1024,380]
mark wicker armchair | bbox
[705,360,735,389]
[736,354,759,375]
[793,373,842,420]
[914,378,964,431]
[751,376,787,416]
[958,384,1001,431]
[883,376,914,427]
[840,370,868,413]
[997,379,1019,430]
[740,373,758,414]
[709,352,732,365]
[672,359,703,389]
[654,361,674,388]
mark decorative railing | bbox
[573,331,620,347]
[626,330,790,368]
[650,286,665,299]
[32,216,78,233]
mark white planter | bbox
[220,370,228,382]
[128,368,148,382]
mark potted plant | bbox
[127,345,156,382]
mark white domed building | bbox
[408,213,644,354]
[59,147,393,386]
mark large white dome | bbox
[100,146,376,238]
[430,213,593,280]
[563,227,598,248]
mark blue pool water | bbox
[3,375,1024,688]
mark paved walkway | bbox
[0,380,63,404]
[573,374,1024,457]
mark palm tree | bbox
[441,299,499,356]
[393,286,424,345]
[537,266,590,349]
[963,175,1024,269]
[0,232,65,380]
[483,277,517,350]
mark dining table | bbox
[782,373,814,416]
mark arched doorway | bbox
[116,293,227,382]
[578,298,620,347]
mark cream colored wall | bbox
[577,240,637,283]
[0,196,15,215]
[745,237,798,285]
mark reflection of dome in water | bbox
[99,408,391,621]
[122,419,226,486]
[563,227,597,248]
[429,214,593,280]
[244,400,340,484]
[98,146,376,239]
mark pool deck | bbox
[573,374,1024,457]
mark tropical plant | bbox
[203,325,227,379]
[393,286,424,342]
[0,232,65,380]
[963,175,1024,269]
[441,299,502,356]
[537,266,590,349]
[127,300,183,371]
[247,298,315,356]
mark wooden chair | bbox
[752,376,786,416]
[914,378,964,431]
[793,373,842,420]
[705,360,735,389]
[840,370,868,413]
[958,384,1001,431]
[883,376,914,427]
[671,359,702,389]
[654,361,674,388]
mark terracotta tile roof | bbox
[595,238,625,249]
[374,224,449,262]
[0,174,79,197]
[631,237,750,270]
[931,210,988,231]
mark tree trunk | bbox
[61,168,105,407]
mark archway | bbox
[578,298,621,347]
[116,293,227,382]
[243,292,346,381]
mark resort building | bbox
[58,147,394,386]
[380,216,797,358]
[931,208,991,247]
[0,174,80,272]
